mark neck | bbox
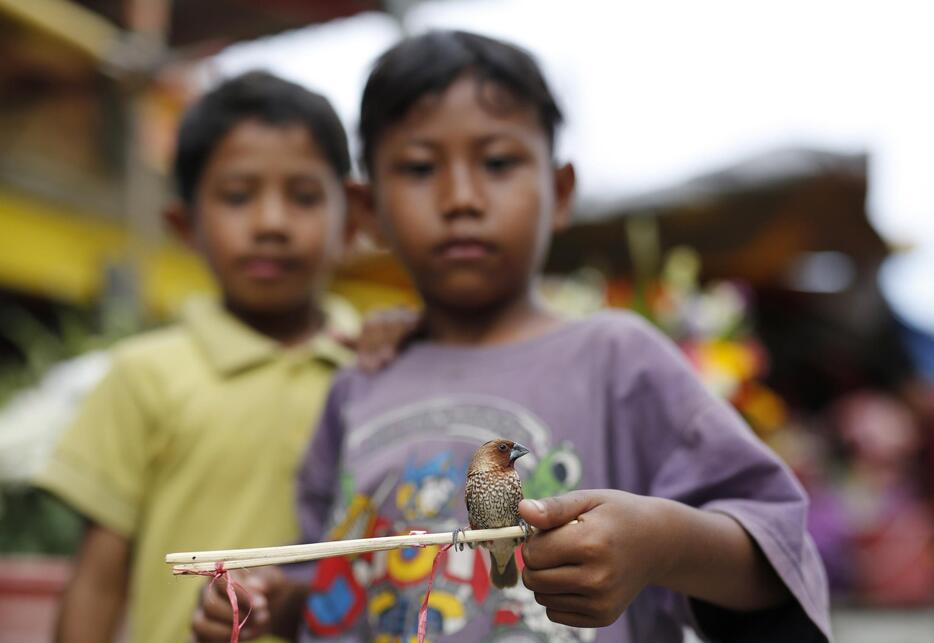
[224,298,324,347]
[468,463,516,476]
[424,289,562,347]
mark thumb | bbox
[519,490,604,531]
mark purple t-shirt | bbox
[296,312,831,642]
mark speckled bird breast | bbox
[465,469,524,529]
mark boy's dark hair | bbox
[360,30,563,174]
[173,71,351,204]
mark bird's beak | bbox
[509,443,530,464]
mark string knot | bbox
[408,530,428,547]
[177,561,252,643]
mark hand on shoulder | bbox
[351,306,423,372]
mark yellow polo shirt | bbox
[35,298,355,643]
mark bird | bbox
[465,439,530,588]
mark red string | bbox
[417,544,452,643]
[181,536,449,643]
[178,562,252,643]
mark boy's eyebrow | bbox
[476,133,521,147]
[287,173,325,182]
[401,139,441,151]
[400,132,523,151]
[213,169,328,182]
[213,172,256,182]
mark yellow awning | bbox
[0,190,417,317]
[0,0,120,63]
[0,190,128,303]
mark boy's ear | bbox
[344,180,386,247]
[551,162,576,233]
[163,201,197,248]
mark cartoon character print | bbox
[523,442,583,500]
[396,452,468,521]
[302,397,592,642]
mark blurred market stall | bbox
[0,2,932,641]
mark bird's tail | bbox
[489,553,518,588]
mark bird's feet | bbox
[519,518,533,542]
[451,527,469,551]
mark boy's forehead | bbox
[208,120,332,172]
[219,120,317,154]
[385,75,546,147]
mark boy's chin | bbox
[225,290,316,316]
[427,286,514,314]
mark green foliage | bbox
[0,486,84,555]
[0,299,141,554]
[0,301,136,405]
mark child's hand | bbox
[190,567,282,642]
[355,306,423,372]
[519,490,667,628]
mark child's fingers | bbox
[532,592,592,615]
[191,607,239,642]
[333,331,358,351]
[359,318,382,351]
[201,585,234,621]
[521,564,583,594]
[544,608,601,629]
[202,591,269,627]
[239,620,270,640]
[522,522,588,569]
[356,306,421,372]
[538,591,620,629]
[357,325,391,372]
[240,598,270,633]
[519,490,605,531]
[202,577,268,621]
[356,317,385,358]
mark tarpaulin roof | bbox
[549,147,886,285]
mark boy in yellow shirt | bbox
[35,71,361,643]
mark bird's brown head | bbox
[468,439,530,474]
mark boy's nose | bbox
[441,162,484,220]
[253,193,289,236]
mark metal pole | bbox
[105,0,172,325]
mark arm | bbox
[55,523,130,643]
[193,376,351,641]
[522,316,829,639]
[653,497,788,609]
[36,351,153,642]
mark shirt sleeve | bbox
[295,372,351,544]
[609,316,832,642]
[286,374,351,585]
[33,351,152,537]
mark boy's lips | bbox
[239,256,298,280]
[434,238,496,261]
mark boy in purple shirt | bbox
[194,31,831,643]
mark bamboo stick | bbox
[168,524,538,574]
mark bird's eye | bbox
[498,443,509,452]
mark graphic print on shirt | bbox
[302,395,592,642]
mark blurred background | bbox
[0,1,932,641]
